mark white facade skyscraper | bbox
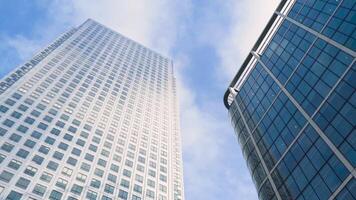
[0,19,184,200]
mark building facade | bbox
[0,19,184,200]
[224,0,355,199]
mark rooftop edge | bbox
[223,0,291,109]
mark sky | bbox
[0,0,279,199]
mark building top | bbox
[223,0,294,109]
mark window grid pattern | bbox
[271,125,349,200]
[227,1,356,200]
[288,0,340,33]
[0,19,184,200]
[313,64,356,167]
[335,178,356,200]
[261,20,316,84]
[322,0,356,51]
[229,101,267,190]
[253,92,307,171]
[285,38,353,116]
[236,63,281,132]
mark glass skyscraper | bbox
[0,19,184,200]
[224,0,355,200]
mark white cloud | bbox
[44,0,192,55]
[4,35,42,61]
[216,0,280,83]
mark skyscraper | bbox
[224,0,355,200]
[0,19,184,200]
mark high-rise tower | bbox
[0,19,184,200]
[224,0,355,199]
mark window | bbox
[86,190,98,200]
[0,170,14,182]
[25,117,35,125]
[107,173,117,183]
[104,184,114,194]
[49,190,63,200]
[80,162,91,172]
[58,142,68,150]
[0,127,7,136]
[9,134,21,142]
[50,128,61,136]
[0,105,9,113]
[1,142,14,152]
[146,189,155,198]
[53,151,64,160]
[98,158,107,167]
[24,166,37,176]
[62,167,73,176]
[39,145,49,154]
[76,173,87,182]
[67,157,77,166]
[94,168,104,177]
[31,131,42,139]
[11,111,22,119]
[111,164,119,172]
[45,137,55,145]
[38,122,48,130]
[0,154,6,163]
[134,184,142,193]
[47,161,59,171]
[33,184,46,196]
[3,119,15,127]
[24,139,36,148]
[71,148,81,156]
[15,177,31,189]
[55,178,68,189]
[8,159,22,170]
[40,172,52,182]
[120,179,130,188]
[71,184,83,195]
[16,149,29,158]
[32,155,44,165]
[118,190,128,200]
[6,190,23,200]
[90,178,100,188]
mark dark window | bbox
[6,190,22,200]
[16,149,29,158]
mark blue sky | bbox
[0,0,278,199]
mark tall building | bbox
[0,19,184,200]
[224,0,355,200]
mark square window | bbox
[39,145,50,154]
[31,131,42,139]
[8,159,22,170]
[0,127,7,136]
[15,177,30,189]
[49,190,63,200]
[24,166,37,176]
[47,161,59,171]
[71,184,83,195]
[16,149,29,158]
[58,142,68,150]
[6,190,22,200]
[33,184,46,196]
[0,170,14,182]
[3,119,15,127]
[40,172,53,183]
[55,178,68,189]
[32,155,44,165]
[24,139,36,148]
[25,117,35,125]
[9,133,22,142]
[38,122,48,130]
